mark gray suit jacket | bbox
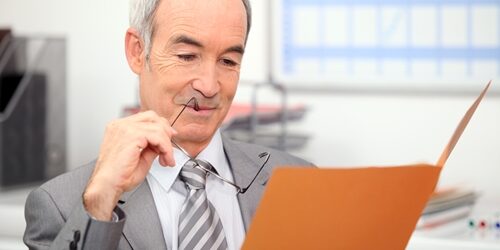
[24,136,312,249]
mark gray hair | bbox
[129,0,252,61]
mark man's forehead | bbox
[154,0,247,38]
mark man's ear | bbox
[125,28,145,74]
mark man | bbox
[24,0,312,249]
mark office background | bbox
[0,0,499,249]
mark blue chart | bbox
[275,0,500,89]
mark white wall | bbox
[288,93,500,194]
[1,0,499,195]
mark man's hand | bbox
[83,110,177,221]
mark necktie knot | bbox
[180,159,209,190]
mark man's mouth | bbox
[181,97,219,114]
[193,98,200,111]
[187,104,216,112]
[185,97,200,111]
[187,98,218,111]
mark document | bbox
[242,82,491,250]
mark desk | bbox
[407,193,500,250]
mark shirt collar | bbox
[148,129,229,192]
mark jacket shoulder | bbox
[222,136,314,167]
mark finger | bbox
[135,114,178,139]
[159,116,178,136]
[136,125,175,167]
[126,110,162,123]
[160,153,176,167]
[138,126,172,154]
[139,147,158,168]
[115,117,175,167]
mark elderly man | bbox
[24,0,311,249]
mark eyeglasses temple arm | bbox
[196,161,243,193]
[170,97,198,158]
[238,152,271,194]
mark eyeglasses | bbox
[170,97,271,194]
[194,153,270,194]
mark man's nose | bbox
[192,62,220,98]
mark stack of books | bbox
[417,186,478,230]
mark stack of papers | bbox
[417,187,478,229]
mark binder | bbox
[242,82,491,250]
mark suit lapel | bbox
[119,180,167,249]
[222,136,272,231]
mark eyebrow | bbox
[170,34,245,55]
[171,35,203,48]
[225,45,245,55]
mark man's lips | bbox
[186,97,200,111]
[186,104,216,111]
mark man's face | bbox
[138,0,247,147]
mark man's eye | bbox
[178,54,196,61]
[221,58,237,67]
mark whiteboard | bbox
[272,0,500,91]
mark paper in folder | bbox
[242,82,491,250]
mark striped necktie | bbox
[178,159,228,250]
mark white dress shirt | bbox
[146,130,246,250]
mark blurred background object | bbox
[0,29,66,189]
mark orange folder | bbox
[242,82,491,250]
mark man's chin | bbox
[175,128,215,144]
